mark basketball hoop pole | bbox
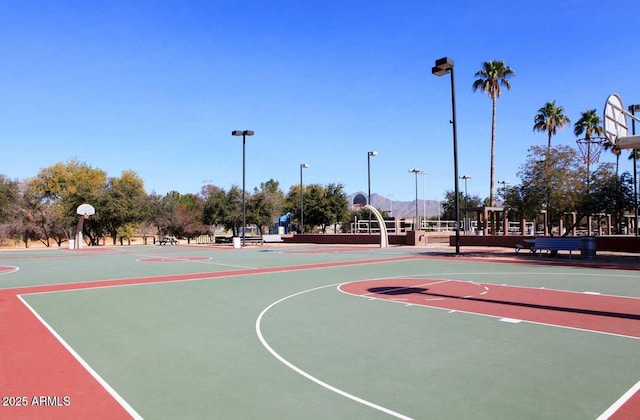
[630,104,639,236]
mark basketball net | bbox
[576,137,607,164]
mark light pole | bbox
[409,169,423,230]
[367,151,378,234]
[432,56,460,255]
[422,171,432,229]
[459,175,471,232]
[231,130,254,246]
[630,104,640,236]
[300,163,309,233]
[498,180,510,235]
[460,175,471,198]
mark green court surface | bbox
[1,244,639,419]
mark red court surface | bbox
[340,278,640,417]
[0,293,134,419]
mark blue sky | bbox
[1,0,638,202]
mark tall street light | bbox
[459,175,471,232]
[300,163,309,232]
[422,171,432,227]
[409,168,423,230]
[367,151,378,234]
[432,56,460,255]
[497,180,509,200]
[630,104,640,236]
[231,130,254,246]
[459,175,471,198]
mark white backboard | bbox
[603,93,628,145]
[76,203,96,216]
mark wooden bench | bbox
[241,235,283,246]
[243,236,264,245]
[158,237,178,245]
[531,237,581,259]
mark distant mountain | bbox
[347,192,442,219]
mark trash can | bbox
[232,237,241,249]
[580,236,596,260]
[68,239,75,249]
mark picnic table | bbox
[158,237,178,245]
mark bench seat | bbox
[262,234,283,243]
[531,237,581,259]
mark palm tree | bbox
[574,109,604,188]
[602,141,622,174]
[533,100,571,150]
[472,60,515,206]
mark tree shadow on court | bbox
[367,286,640,321]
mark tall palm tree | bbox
[602,141,621,174]
[533,100,571,150]
[574,109,604,188]
[472,60,515,206]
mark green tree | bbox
[93,170,147,245]
[472,60,515,206]
[32,159,107,245]
[285,184,304,232]
[145,192,176,238]
[0,176,21,245]
[442,191,463,221]
[325,183,349,233]
[516,145,585,235]
[286,183,348,233]
[0,175,20,223]
[117,223,136,245]
[205,186,245,236]
[202,185,229,236]
[533,100,571,150]
[247,179,285,234]
[589,166,634,232]
[573,109,604,188]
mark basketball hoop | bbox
[576,136,607,164]
[72,204,95,250]
[76,203,95,218]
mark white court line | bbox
[132,253,257,270]
[597,379,640,420]
[500,318,522,324]
[256,283,413,420]
[17,296,143,420]
[0,265,19,276]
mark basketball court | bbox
[1,243,639,419]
